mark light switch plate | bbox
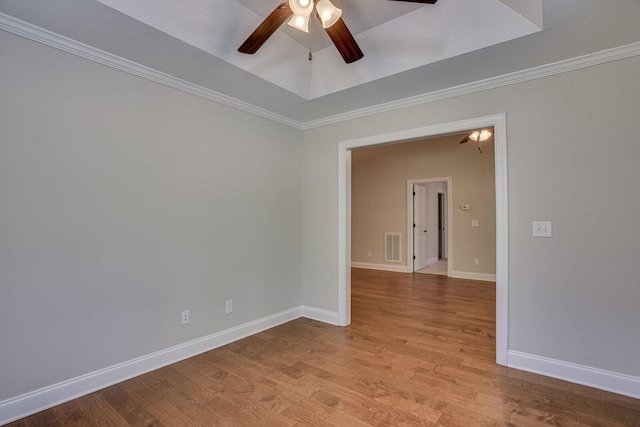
[472,220,479,227]
[533,221,552,237]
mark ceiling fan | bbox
[238,0,438,64]
[460,128,493,153]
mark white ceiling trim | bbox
[0,12,302,129]
[302,40,640,130]
[3,11,640,132]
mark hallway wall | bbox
[350,135,496,275]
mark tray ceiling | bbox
[93,0,542,99]
[3,1,640,124]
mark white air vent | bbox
[384,232,401,263]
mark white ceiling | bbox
[92,0,541,99]
[2,1,640,124]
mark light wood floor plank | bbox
[8,269,640,426]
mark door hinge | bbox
[413,191,416,196]
[413,223,416,228]
[413,255,416,260]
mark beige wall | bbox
[351,135,496,275]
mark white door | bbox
[413,185,428,271]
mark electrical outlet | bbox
[474,258,479,266]
[533,221,552,237]
[225,300,232,314]
[367,251,372,257]
[181,310,190,325]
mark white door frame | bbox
[338,113,509,366]
[407,178,453,277]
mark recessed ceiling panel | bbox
[93,0,542,99]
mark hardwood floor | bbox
[416,260,448,276]
[9,269,640,426]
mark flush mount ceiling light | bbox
[460,128,493,153]
[238,0,439,64]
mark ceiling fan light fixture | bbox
[288,14,310,33]
[469,129,492,142]
[289,0,313,17]
[316,0,342,28]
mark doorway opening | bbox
[338,114,508,365]
[438,191,446,261]
[409,178,452,277]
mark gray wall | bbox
[2,14,640,408]
[301,55,640,377]
[0,31,302,400]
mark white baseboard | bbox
[7,311,639,425]
[450,270,496,282]
[508,351,640,400]
[301,306,340,325]
[425,257,439,265]
[351,261,409,273]
[0,307,306,426]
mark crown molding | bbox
[2,12,640,131]
[302,40,640,129]
[0,13,304,130]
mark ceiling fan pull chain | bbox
[308,20,312,60]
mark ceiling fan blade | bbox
[459,136,470,144]
[323,18,364,64]
[389,0,438,3]
[238,2,293,54]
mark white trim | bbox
[407,178,453,276]
[301,306,340,325]
[337,149,351,326]
[0,13,302,130]
[1,306,335,426]
[508,351,640,400]
[425,257,439,266]
[493,114,509,366]
[351,262,411,273]
[1,12,640,131]
[450,270,497,282]
[303,41,640,130]
[338,114,508,365]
